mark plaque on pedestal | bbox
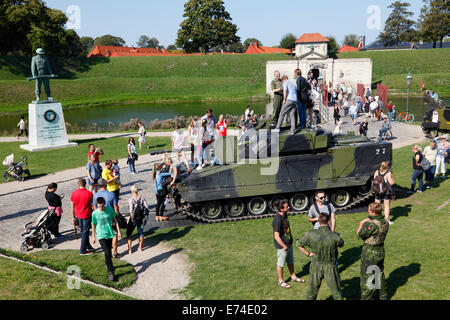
[20,101,77,152]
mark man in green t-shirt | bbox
[92,197,122,282]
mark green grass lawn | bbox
[0,255,133,299]
[0,137,171,183]
[142,142,449,300]
[338,49,450,96]
[0,54,291,112]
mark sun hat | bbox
[36,48,45,55]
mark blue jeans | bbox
[128,159,136,173]
[78,217,92,254]
[388,112,394,122]
[411,169,424,191]
[296,100,307,128]
[425,165,436,182]
[379,127,389,139]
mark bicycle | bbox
[396,112,415,123]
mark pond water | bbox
[1,97,448,135]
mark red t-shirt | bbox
[70,188,93,219]
[388,104,393,112]
[88,151,100,163]
[217,121,228,137]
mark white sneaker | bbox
[196,166,203,171]
[388,220,394,225]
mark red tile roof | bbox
[295,33,329,43]
[244,42,292,54]
[87,46,168,57]
[338,45,359,52]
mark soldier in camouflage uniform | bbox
[296,213,344,300]
[271,71,284,125]
[31,48,54,101]
[357,202,389,300]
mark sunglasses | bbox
[317,196,325,200]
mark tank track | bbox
[182,192,374,224]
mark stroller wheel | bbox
[41,242,49,250]
[17,175,24,182]
[2,173,9,182]
[20,243,28,254]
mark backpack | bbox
[372,171,388,194]
[133,197,149,222]
[312,202,332,227]
[116,213,128,229]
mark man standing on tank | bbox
[295,69,308,129]
[275,76,297,134]
[357,202,389,300]
[273,200,306,289]
[296,213,344,300]
[271,71,284,125]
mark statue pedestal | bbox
[20,101,77,152]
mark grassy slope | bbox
[0,54,291,112]
[0,255,133,299]
[0,137,171,183]
[146,143,449,300]
[338,49,450,96]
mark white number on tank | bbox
[376,148,386,155]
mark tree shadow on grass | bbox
[390,204,412,222]
[386,263,421,300]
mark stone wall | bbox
[266,58,372,95]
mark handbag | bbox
[116,213,128,229]
[420,157,431,171]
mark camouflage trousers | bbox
[360,245,387,300]
[271,95,283,124]
[307,262,343,300]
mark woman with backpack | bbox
[373,162,395,225]
[126,185,149,254]
[153,163,172,221]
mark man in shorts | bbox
[273,200,305,289]
[172,125,191,172]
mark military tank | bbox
[171,126,392,223]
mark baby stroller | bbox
[20,209,56,253]
[2,154,31,182]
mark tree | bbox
[0,0,83,56]
[378,1,416,48]
[326,35,340,58]
[167,44,178,52]
[243,38,262,51]
[80,36,95,56]
[418,0,450,48]
[94,34,126,47]
[227,41,244,53]
[137,35,163,49]
[279,33,297,49]
[343,34,360,47]
[176,0,240,54]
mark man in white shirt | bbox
[349,102,359,125]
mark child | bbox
[112,159,122,187]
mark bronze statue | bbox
[28,48,58,102]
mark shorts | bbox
[88,178,99,186]
[139,136,146,143]
[173,148,183,153]
[351,114,357,120]
[277,247,294,267]
[374,192,392,201]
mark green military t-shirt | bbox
[92,207,116,240]
[296,226,344,264]
[271,79,284,97]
